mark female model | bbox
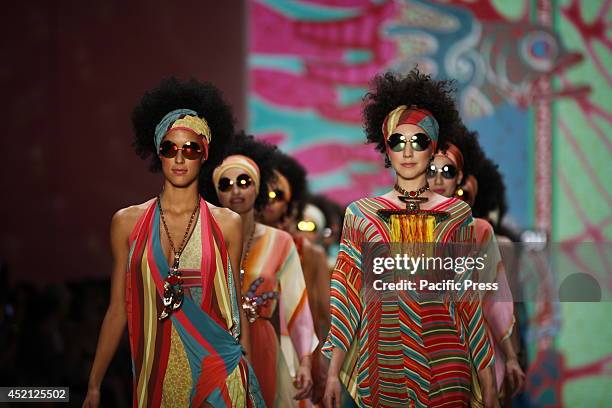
[84,79,263,407]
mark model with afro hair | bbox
[131,77,235,174]
[322,68,501,408]
[259,149,309,228]
[429,129,525,397]
[203,133,318,406]
[428,122,486,198]
[85,78,265,407]
[200,131,278,211]
[363,68,460,156]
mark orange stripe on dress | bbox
[287,290,309,331]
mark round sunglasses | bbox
[268,189,286,203]
[427,163,458,179]
[159,140,204,160]
[297,220,317,232]
[387,132,431,153]
[218,173,253,192]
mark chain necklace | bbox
[157,195,200,320]
[240,223,256,285]
[394,182,430,198]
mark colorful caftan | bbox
[322,197,495,408]
[241,225,318,407]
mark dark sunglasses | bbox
[159,140,204,160]
[297,220,317,232]
[268,189,286,202]
[427,163,458,179]
[218,173,253,192]
[387,132,431,152]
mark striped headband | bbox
[154,108,212,152]
[382,105,439,152]
[213,155,261,194]
[435,143,464,171]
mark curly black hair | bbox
[364,68,461,155]
[131,77,235,174]
[444,123,486,184]
[472,156,508,225]
[271,150,309,219]
[199,131,279,211]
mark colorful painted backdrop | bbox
[248,0,611,406]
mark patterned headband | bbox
[154,108,212,152]
[435,143,464,171]
[213,155,261,194]
[382,105,439,151]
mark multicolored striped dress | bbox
[126,198,265,407]
[322,197,495,408]
[241,225,318,408]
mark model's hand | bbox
[506,357,526,396]
[82,388,100,408]
[323,375,341,408]
[293,363,313,400]
[482,384,501,408]
[310,353,328,404]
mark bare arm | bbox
[477,365,501,408]
[323,347,347,408]
[313,245,331,339]
[83,209,134,407]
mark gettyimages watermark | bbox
[358,241,611,302]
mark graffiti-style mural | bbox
[248,0,611,405]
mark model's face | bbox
[216,167,257,215]
[260,182,288,226]
[296,215,322,245]
[159,129,207,187]
[427,155,462,197]
[387,124,433,180]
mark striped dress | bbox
[241,225,318,407]
[322,197,495,408]
[126,198,265,407]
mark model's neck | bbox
[160,181,200,212]
[395,173,429,193]
[240,208,256,239]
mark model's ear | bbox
[200,142,209,164]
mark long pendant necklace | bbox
[240,223,256,285]
[158,195,200,320]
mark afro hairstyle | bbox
[199,131,278,211]
[131,77,235,175]
[472,156,508,225]
[271,150,309,219]
[444,123,486,184]
[364,68,462,156]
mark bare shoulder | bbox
[111,198,155,236]
[208,203,241,230]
